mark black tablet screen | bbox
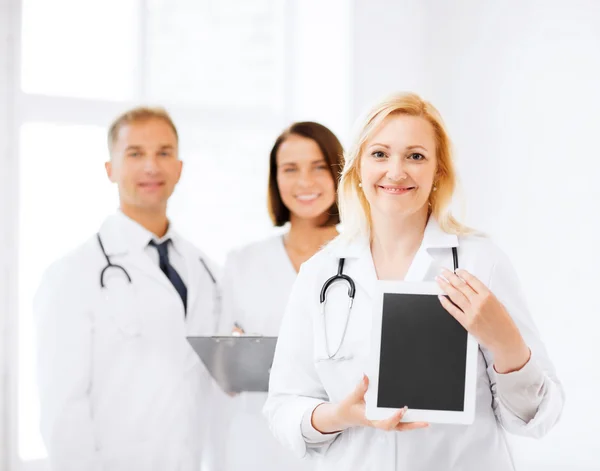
[377,293,467,411]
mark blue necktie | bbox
[149,239,188,315]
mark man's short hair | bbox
[107,106,178,154]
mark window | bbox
[18,123,116,460]
[21,0,140,101]
[145,0,286,111]
[14,0,288,468]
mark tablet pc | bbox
[365,281,478,424]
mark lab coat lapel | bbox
[404,244,434,282]
[180,239,200,316]
[97,214,176,296]
[330,238,378,299]
[331,218,459,291]
[405,218,459,281]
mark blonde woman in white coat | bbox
[264,93,564,470]
[219,122,344,470]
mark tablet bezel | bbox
[365,281,478,425]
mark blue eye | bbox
[371,151,386,159]
[408,153,425,161]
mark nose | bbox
[297,167,315,188]
[142,155,160,174]
[386,155,407,182]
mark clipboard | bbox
[365,281,478,424]
[187,335,278,393]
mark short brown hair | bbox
[268,122,344,227]
[107,106,178,153]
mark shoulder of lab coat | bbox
[462,236,565,439]
[218,248,239,334]
[218,235,283,333]
[175,235,223,323]
[34,238,103,470]
[174,234,222,280]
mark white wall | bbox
[353,1,600,470]
[288,0,352,143]
[0,0,17,467]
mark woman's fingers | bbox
[349,375,368,402]
[372,407,407,430]
[436,275,470,312]
[371,408,430,432]
[439,269,477,301]
[455,269,488,295]
[395,421,430,431]
[438,294,469,329]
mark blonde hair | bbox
[338,92,471,240]
[107,106,178,154]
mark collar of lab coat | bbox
[327,217,459,295]
[98,210,183,257]
[97,211,193,311]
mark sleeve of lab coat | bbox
[482,246,565,438]
[263,263,337,459]
[33,260,103,471]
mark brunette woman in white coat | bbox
[218,122,344,470]
[264,93,564,470]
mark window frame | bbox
[4,0,293,469]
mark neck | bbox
[285,214,338,254]
[370,207,429,262]
[120,203,169,238]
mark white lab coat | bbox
[218,234,314,471]
[34,212,222,471]
[264,218,564,471]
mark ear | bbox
[105,161,115,183]
[175,160,183,184]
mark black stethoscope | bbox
[96,233,217,288]
[319,247,459,360]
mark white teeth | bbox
[296,194,319,201]
[381,186,412,192]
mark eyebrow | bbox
[279,158,327,166]
[406,145,428,151]
[124,144,175,152]
[368,143,390,149]
[367,143,429,152]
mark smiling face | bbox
[275,134,336,224]
[105,118,182,213]
[359,113,438,221]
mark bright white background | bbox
[1,0,599,470]
[351,2,600,469]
